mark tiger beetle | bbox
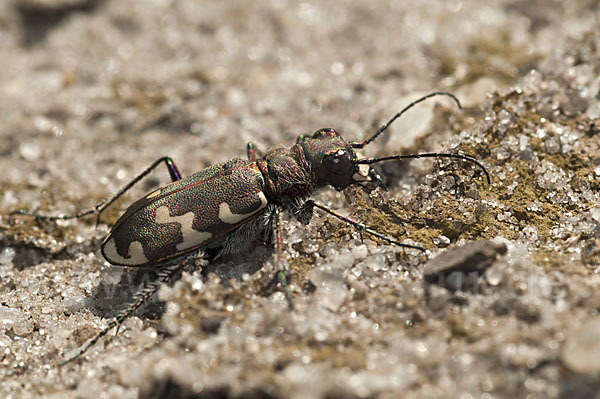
[13,91,490,365]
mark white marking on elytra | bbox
[353,152,371,182]
[218,192,268,224]
[103,238,149,265]
[155,206,212,251]
[146,189,162,199]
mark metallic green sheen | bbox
[101,158,266,266]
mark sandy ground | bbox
[1,0,599,398]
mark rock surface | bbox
[561,317,600,375]
[423,239,507,291]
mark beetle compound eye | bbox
[323,150,352,175]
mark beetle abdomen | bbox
[101,159,268,266]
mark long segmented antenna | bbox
[351,91,461,148]
[358,153,491,184]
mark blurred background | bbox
[1,0,595,193]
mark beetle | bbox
[14,92,490,364]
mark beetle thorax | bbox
[257,145,315,203]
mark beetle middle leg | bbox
[246,142,263,162]
[273,208,294,309]
[13,156,183,225]
[259,208,294,309]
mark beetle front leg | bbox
[308,200,426,251]
[12,156,182,224]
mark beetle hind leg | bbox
[12,156,183,225]
[58,254,201,366]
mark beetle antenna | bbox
[357,152,491,184]
[351,92,461,149]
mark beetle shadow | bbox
[83,243,274,322]
[86,267,167,321]
[16,0,101,47]
[202,244,272,280]
[376,160,412,189]
[558,372,600,399]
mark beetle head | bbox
[298,128,385,192]
[294,93,492,194]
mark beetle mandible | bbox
[14,92,490,364]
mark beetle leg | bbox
[246,142,263,162]
[307,200,426,251]
[58,254,198,366]
[292,200,315,225]
[12,156,183,225]
[274,208,294,310]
